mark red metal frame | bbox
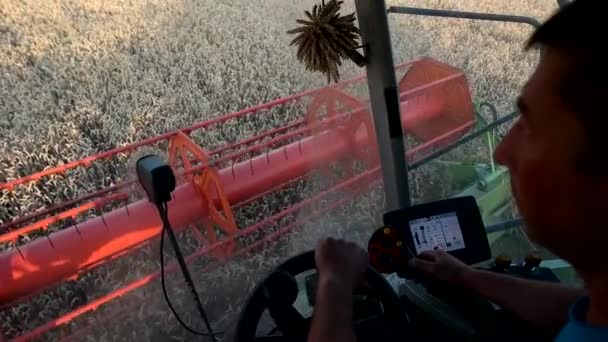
[0,193,128,245]
[0,58,476,341]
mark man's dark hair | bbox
[525,0,606,175]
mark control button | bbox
[383,227,391,235]
[525,252,542,269]
[494,254,512,271]
[396,241,403,247]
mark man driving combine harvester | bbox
[308,1,608,342]
[3,0,604,340]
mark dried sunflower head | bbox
[287,0,360,83]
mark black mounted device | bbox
[136,155,176,204]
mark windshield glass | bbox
[0,0,573,340]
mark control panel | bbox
[368,196,492,275]
[486,253,560,282]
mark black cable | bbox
[158,202,223,341]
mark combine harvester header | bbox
[0,58,474,340]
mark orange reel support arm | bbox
[195,169,239,260]
[169,131,239,259]
[168,131,210,181]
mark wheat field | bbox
[1,0,559,340]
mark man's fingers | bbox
[408,257,436,274]
[417,250,445,261]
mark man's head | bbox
[493,0,607,272]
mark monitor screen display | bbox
[409,212,465,254]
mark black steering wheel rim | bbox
[234,250,410,342]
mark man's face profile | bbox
[493,47,608,269]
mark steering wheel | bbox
[234,250,410,342]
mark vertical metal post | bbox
[354,0,411,210]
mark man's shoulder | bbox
[555,297,608,342]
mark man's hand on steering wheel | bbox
[308,238,367,342]
[315,238,368,293]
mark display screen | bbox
[409,212,465,254]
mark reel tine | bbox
[45,228,55,249]
[101,212,109,231]
[94,202,109,232]
[69,215,84,240]
[13,237,26,260]
[74,221,83,240]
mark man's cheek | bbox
[516,166,554,230]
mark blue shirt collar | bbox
[555,297,608,342]
[568,296,608,331]
[570,296,590,322]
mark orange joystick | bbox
[525,252,542,270]
[494,254,512,272]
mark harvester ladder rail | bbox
[410,111,519,169]
[388,6,541,29]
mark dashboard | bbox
[369,196,492,275]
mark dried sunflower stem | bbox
[287,0,362,83]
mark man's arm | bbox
[307,238,367,342]
[410,250,585,334]
[464,267,584,332]
[307,276,356,342]
[463,269,585,332]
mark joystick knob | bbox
[524,252,542,270]
[494,254,512,271]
